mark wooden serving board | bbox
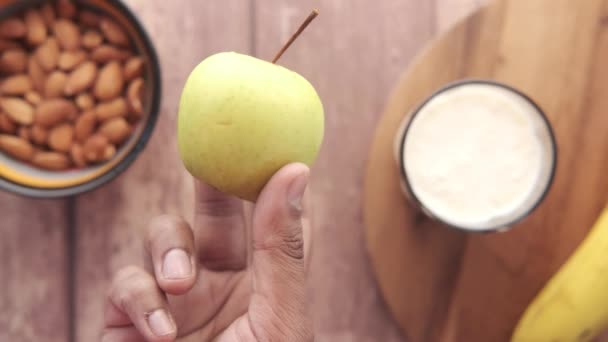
[363,0,608,341]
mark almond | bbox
[79,11,100,27]
[99,18,129,47]
[0,39,21,52]
[103,144,116,161]
[74,110,96,142]
[44,71,68,98]
[31,125,48,146]
[83,133,108,162]
[67,108,78,121]
[57,0,77,19]
[95,98,127,121]
[0,113,16,134]
[70,143,86,167]
[28,56,46,92]
[0,5,145,171]
[82,30,103,50]
[41,3,56,28]
[0,18,26,39]
[99,117,130,144]
[127,78,144,117]
[25,9,47,46]
[53,19,81,51]
[32,151,70,170]
[0,49,28,73]
[91,45,130,63]
[58,50,87,70]
[0,134,34,161]
[25,91,42,105]
[1,74,33,95]
[0,5,147,170]
[35,98,77,127]
[75,93,94,110]
[124,57,144,81]
[18,126,30,141]
[64,61,97,96]
[48,123,74,152]
[35,37,59,71]
[94,61,123,101]
[0,97,34,125]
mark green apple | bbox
[177,52,325,202]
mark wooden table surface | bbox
[0,1,486,341]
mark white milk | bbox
[400,82,555,231]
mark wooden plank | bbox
[0,194,68,342]
[253,1,440,340]
[72,1,252,341]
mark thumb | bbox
[250,162,312,340]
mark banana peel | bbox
[511,205,608,342]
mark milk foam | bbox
[402,83,554,230]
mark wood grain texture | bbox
[0,194,68,342]
[364,0,608,341]
[72,1,252,341]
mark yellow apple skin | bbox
[177,52,325,202]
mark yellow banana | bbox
[511,205,608,342]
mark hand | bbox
[102,163,313,342]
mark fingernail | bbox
[147,309,175,337]
[162,248,191,279]
[287,169,309,212]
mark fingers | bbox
[194,180,247,270]
[105,266,177,342]
[145,215,197,295]
[249,162,313,340]
[301,186,313,272]
[252,163,309,268]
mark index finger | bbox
[193,179,247,271]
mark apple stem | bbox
[272,9,319,64]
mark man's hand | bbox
[102,163,313,341]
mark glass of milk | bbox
[394,80,557,233]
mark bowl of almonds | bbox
[0,0,161,198]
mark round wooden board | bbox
[363,0,608,341]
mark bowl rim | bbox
[0,0,162,199]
